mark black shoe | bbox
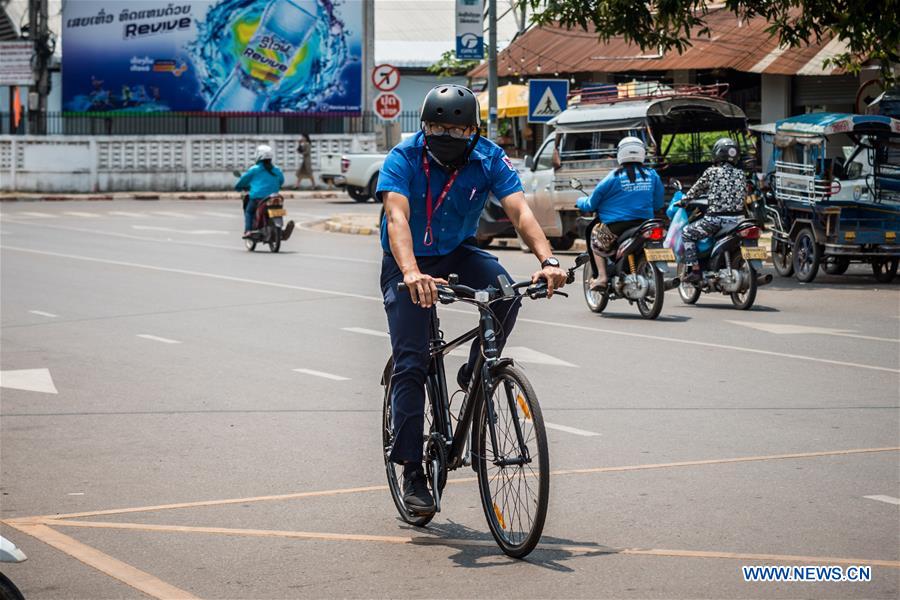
[402,467,435,514]
[683,269,702,284]
[282,220,295,241]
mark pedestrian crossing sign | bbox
[528,79,568,123]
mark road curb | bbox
[325,220,378,236]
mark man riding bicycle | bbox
[378,84,567,515]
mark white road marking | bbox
[136,334,181,344]
[131,225,228,235]
[544,422,601,437]
[3,244,896,374]
[108,211,147,218]
[19,211,55,218]
[863,495,900,506]
[448,345,576,367]
[63,211,100,218]
[343,327,390,338]
[150,211,194,218]
[728,320,899,344]
[0,368,58,394]
[293,368,350,381]
[28,310,58,318]
[67,492,85,496]
[2,221,380,264]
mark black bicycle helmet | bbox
[420,84,480,126]
[712,137,740,165]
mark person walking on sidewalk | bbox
[296,133,317,190]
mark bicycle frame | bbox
[425,303,529,472]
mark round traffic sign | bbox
[374,92,402,120]
[372,64,400,92]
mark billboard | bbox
[62,0,363,113]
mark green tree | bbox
[428,50,480,78]
[522,0,898,83]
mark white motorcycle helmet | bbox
[255,144,274,162]
[616,136,646,165]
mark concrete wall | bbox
[0,133,376,192]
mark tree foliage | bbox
[522,0,898,84]
[428,50,481,78]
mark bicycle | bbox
[381,254,588,558]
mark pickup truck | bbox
[339,153,386,202]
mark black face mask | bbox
[425,134,470,169]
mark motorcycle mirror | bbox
[232,170,241,178]
[569,178,583,191]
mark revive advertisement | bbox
[62,0,363,113]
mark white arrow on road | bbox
[0,368,58,394]
[727,320,898,343]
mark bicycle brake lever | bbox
[553,291,569,298]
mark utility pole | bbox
[28,0,49,134]
[487,0,497,140]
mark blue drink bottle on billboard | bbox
[208,0,318,111]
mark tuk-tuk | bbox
[516,83,750,248]
[752,113,900,283]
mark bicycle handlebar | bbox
[395,256,585,304]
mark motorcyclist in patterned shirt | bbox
[679,138,746,282]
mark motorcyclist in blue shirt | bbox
[235,145,292,239]
[576,137,664,289]
[378,84,568,516]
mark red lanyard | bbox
[422,149,459,246]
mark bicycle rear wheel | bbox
[475,364,549,558]
[382,358,435,527]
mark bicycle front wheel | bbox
[475,364,549,558]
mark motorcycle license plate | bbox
[644,248,675,262]
[741,247,767,260]
[267,208,286,217]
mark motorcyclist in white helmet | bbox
[576,136,665,290]
[235,145,292,239]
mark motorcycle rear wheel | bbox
[636,259,664,320]
[268,227,282,253]
[730,254,758,310]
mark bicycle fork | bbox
[478,312,532,469]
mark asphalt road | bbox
[1,195,898,599]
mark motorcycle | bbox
[573,179,679,320]
[667,180,773,310]
[0,535,27,600]
[232,170,295,253]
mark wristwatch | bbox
[541,257,560,269]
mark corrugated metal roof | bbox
[469,7,848,78]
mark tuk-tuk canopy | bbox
[757,113,900,137]
[549,96,746,134]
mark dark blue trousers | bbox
[381,242,520,464]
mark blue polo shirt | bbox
[377,132,523,256]
[576,166,664,223]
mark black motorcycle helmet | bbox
[420,84,481,127]
[712,137,740,165]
